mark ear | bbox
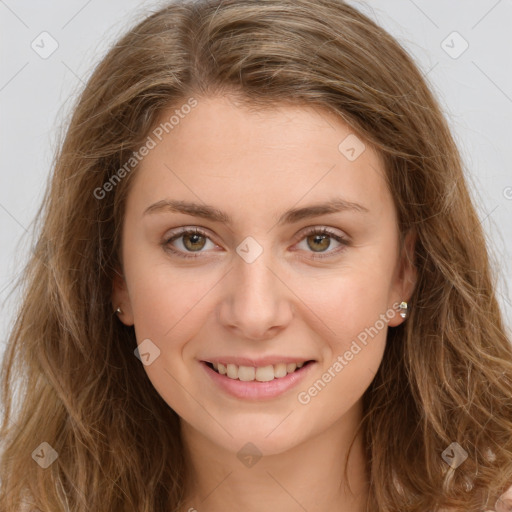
[387,229,417,327]
[112,267,135,326]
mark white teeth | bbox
[227,363,238,379]
[238,366,255,381]
[273,363,287,378]
[210,361,310,381]
[255,365,275,382]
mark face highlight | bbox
[113,94,416,458]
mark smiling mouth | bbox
[203,360,315,382]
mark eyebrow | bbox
[143,197,369,226]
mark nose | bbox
[217,243,294,341]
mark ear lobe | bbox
[111,269,135,326]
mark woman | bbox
[1,0,511,511]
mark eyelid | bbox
[294,225,348,243]
[291,226,349,260]
[162,226,220,260]
[162,225,350,259]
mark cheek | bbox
[292,261,395,339]
[124,243,219,341]
[295,332,386,434]
[292,268,392,401]
[319,295,389,395]
[296,274,390,409]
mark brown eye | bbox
[295,227,349,260]
[163,228,216,259]
[182,232,207,251]
[306,233,332,252]
[163,226,349,261]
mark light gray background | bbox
[1,0,511,356]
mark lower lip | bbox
[200,361,316,400]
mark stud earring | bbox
[115,306,123,315]
[398,301,408,319]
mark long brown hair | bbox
[1,1,511,510]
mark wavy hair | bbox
[1,0,511,510]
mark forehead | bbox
[128,95,393,223]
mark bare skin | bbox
[113,94,416,512]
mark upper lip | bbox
[201,356,315,367]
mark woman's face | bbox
[113,95,416,456]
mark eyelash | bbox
[162,226,350,261]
